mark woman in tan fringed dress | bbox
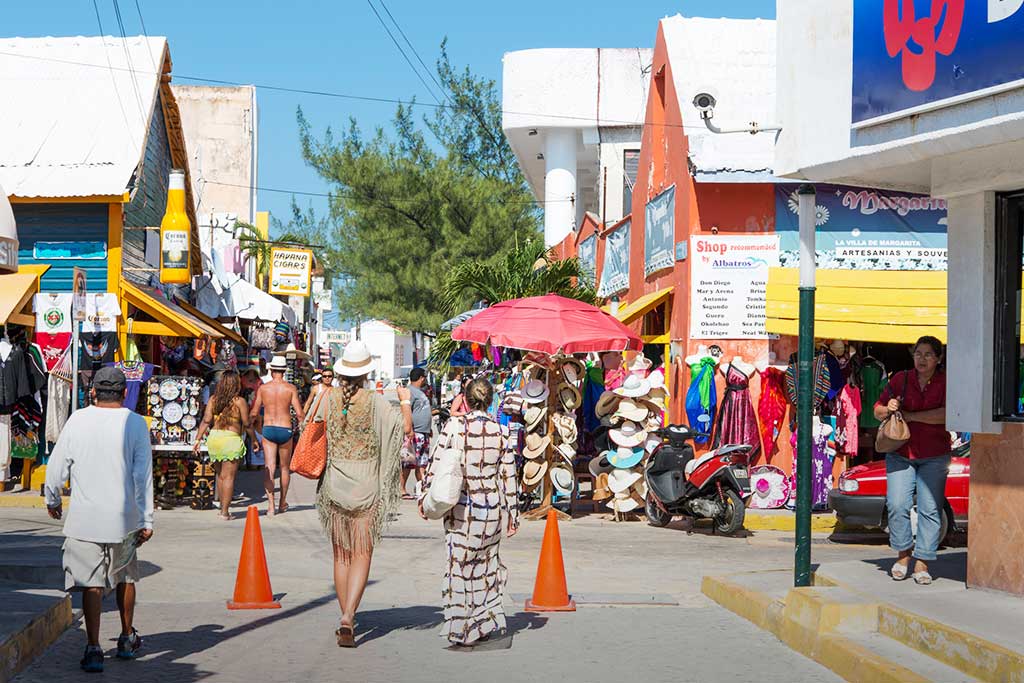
[419,377,520,647]
[313,341,409,648]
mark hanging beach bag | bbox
[422,418,466,520]
[875,371,911,453]
[291,390,330,479]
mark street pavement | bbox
[3,471,897,682]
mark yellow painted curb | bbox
[0,594,72,681]
[817,633,933,683]
[700,573,785,631]
[743,511,838,533]
[0,495,67,509]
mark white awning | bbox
[195,274,296,326]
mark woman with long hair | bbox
[419,377,519,647]
[194,370,255,520]
[310,341,410,647]
[873,336,950,585]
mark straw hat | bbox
[268,355,288,371]
[610,420,646,448]
[592,472,612,501]
[556,382,582,411]
[523,459,548,487]
[610,491,642,512]
[522,379,550,404]
[631,478,648,501]
[595,391,623,418]
[559,357,586,385]
[613,398,649,423]
[608,469,641,494]
[614,374,651,398]
[550,465,574,495]
[648,371,670,399]
[524,404,548,431]
[555,441,576,465]
[523,432,550,459]
[552,412,578,444]
[608,445,645,469]
[334,340,374,377]
[276,342,311,361]
[588,452,615,478]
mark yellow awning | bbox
[765,268,948,344]
[0,265,50,327]
[120,281,226,339]
[602,287,674,325]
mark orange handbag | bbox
[291,390,329,479]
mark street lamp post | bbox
[795,184,816,587]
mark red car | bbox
[829,445,969,542]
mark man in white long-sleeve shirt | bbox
[45,366,154,673]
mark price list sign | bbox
[689,235,779,340]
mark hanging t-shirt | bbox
[107,361,155,412]
[83,293,120,333]
[80,331,118,372]
[0,346,34,409]
[34,293,73,371]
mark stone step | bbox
[836,631,978,683]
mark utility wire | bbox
[376,0,447,100]
[0,48,702,131]
[365,0,442,103]
[202,179,571,204]
[90,0,137,149]
[111,0,148,125]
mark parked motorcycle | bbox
[643,424,753,535]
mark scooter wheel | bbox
[645,494,672,528]
[714,488,746,535]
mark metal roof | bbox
[0,35,167,198]
[660,16,777,183]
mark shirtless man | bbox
[250,356,304,516]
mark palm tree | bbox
[429,235,597,370]
[236,221,313,290]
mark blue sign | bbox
[33,241,107,260]
[598,220,630,298]
[578,234,597,286]
[853,0,1024,124]
[774,184,947,270]
[644,186,675,276]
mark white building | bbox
[358,320,417,382]
[502,48,653,246]
[775,0,1024,596]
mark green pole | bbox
[795,184,816,588]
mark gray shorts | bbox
[62,536,140,592]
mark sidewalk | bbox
[703,550,1024,682]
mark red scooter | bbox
[644,424,753,535]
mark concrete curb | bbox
[703,571,1024,683]
[0,594,72,683]
[743,511,839,533]
[0,495,67,509]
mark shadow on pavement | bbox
[353,605,550,646]
[861,549,966,582]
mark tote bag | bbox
[875,371,911,453]
[292,390,329,479]
[422,418,466,520]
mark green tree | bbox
[288,44,540,333]
[428,236,596,371]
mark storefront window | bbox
[993,191,1024,420]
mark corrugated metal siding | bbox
[14,204,108,292]
[124,93,172,288]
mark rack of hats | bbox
[587,374,665,518]
[504,356,585,522]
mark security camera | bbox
[693,92,716,119]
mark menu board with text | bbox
[689,235,779,340]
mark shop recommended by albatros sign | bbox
[268,247,313,297]
[690,235,779,340]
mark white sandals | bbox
[912,571,933,585]
[891,562,909,581]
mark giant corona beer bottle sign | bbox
[160,169,190,284]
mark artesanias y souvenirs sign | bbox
[690,235,779,340]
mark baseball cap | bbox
[93,366,127,391]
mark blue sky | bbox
[4,1,774,231]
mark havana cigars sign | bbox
[690,235,779,340]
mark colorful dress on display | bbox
[421,411,520,646]
[788,418,833,510]
[837,384,861,456]
[757,367,788,461]
[686,357,718,445]
[714,364,761,458]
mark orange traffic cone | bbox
[227,506,282,610]
[524,508,576,612]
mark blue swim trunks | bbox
[262,426,294,445]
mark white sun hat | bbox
[334,340,374,377]
[609,420,646,448]
[614,374,651,398]
[608,468,641,494]
[522,379,550,404]
[550,465,575,495]
[613,398,649,423]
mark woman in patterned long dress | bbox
[419,377,520,647]
[312,341,409,648]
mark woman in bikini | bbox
[194,370,255,520]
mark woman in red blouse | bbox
[873,336,950,585]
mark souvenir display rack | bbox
[146,375,214,509]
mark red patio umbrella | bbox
[450,294,642,354]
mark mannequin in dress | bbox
[721,355,755,378]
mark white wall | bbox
[360,320,396,382]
